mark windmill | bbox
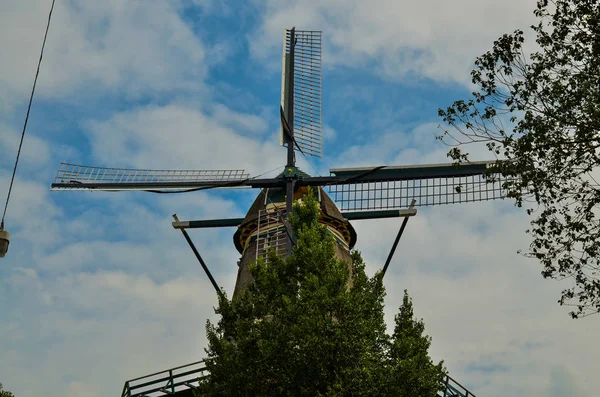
[52,28,503,397]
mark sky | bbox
[0,0,597,396]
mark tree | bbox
[197,189,445,396]
[388,291,446,397]
[438,0,600,318]
[0,384,15,397]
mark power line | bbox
[1,0,57,230]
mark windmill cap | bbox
[0,230,10,258]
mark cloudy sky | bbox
[0,0,597,396]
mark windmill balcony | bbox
[119,360,476,397]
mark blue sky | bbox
[0,1,597,396]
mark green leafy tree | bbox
[0,383,15,397]
[387,291,446,397]
[197,189,445,396]
[438,0,600,318]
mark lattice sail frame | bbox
[280,29,323,158]
[256,208,288,263]
[328,171,509,211]
[51,163,250,191]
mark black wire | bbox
[1,0,56,230]
[280,105,306,157]
[143,179,252,194]
[142,165,285,194]
[280,104,323,178]
[143,164,387,195]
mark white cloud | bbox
[321,114,600,397]
[0,267,222,397]
[0,173,63,247]
[212,103,268,135]
[2,130,600,397]
[0,2,259,396]
[329,120,502,169]
[323,125,336,142]
[0,123,51,170]
[1,2,597,397]
[0,172,241,397]
[65,382,99,397]
[85,104,284,174]
[0,0,207,109]
[547,366,587,397]
[4,106,596,397]
[250,0,538,85]
[351,199,600,397]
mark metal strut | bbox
[285,27,297,256]
[381,200,417,278]
[172,214,221,295]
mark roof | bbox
[232,185,357,254]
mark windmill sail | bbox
[327,161,509,211]
[280,29,323,158]
[51,163,250,191]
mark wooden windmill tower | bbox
[52,28,504,397]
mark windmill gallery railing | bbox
[120,361,208,397]
[120,360,476,397]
